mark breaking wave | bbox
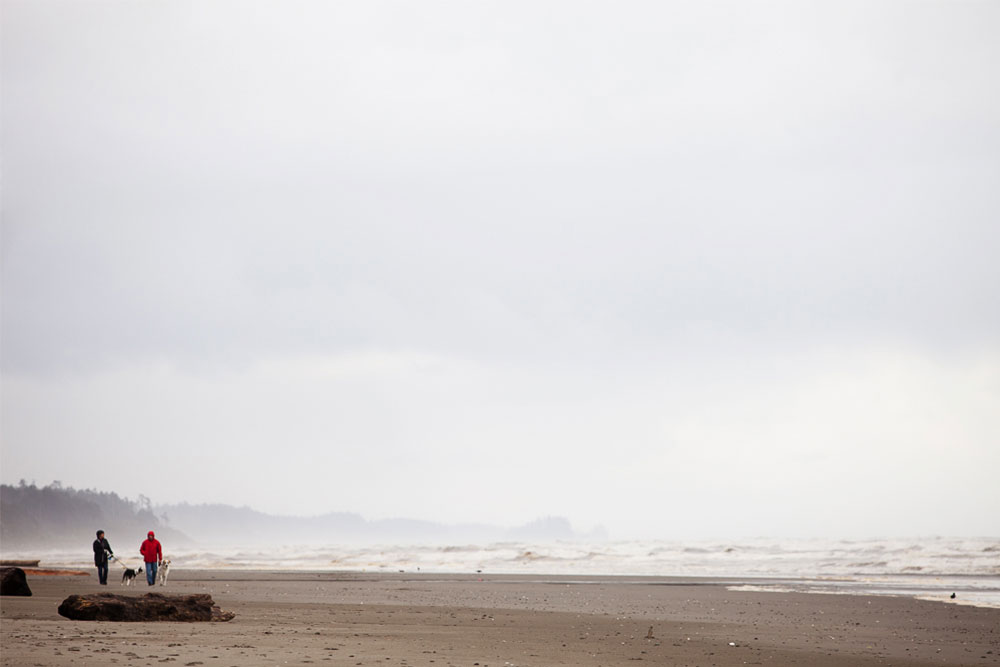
[8,536,999,607]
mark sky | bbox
[2,0,998,540]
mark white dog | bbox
[157,559,171,586]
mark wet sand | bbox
[2,570,998,666]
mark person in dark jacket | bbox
[93,530,113,585]
[139,531,163,586]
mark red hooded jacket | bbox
[139,532,162,563]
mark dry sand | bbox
[2,570,998,666]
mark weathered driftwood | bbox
[57,592,234,622]
[0,567,32,596]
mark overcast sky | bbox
[2,0,998,539]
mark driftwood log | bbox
[57,592,234,622]
[0,567,32,596]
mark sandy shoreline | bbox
[2,570,998,666]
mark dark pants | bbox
[145,561,158,586]
[96,562,108,584]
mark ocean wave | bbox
[6,536,999,579]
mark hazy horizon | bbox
[3,1,998,541]
[3,479,996,545]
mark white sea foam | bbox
[9,536,999,607]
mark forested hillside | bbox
[0,481,189,550]
[1,481,593,550]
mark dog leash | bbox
[109,554,140,571]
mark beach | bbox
[2,571,998,666]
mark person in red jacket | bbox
[139,531,163,586]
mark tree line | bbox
[0,481,188,550]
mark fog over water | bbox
[2,1,998,539]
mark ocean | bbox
[13,536,1000,608]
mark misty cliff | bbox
[156,503,585,545]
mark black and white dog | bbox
[157,559,171,586]
[111,555,143,586]
[121,567,141,586]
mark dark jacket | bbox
[93,537,113,566]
